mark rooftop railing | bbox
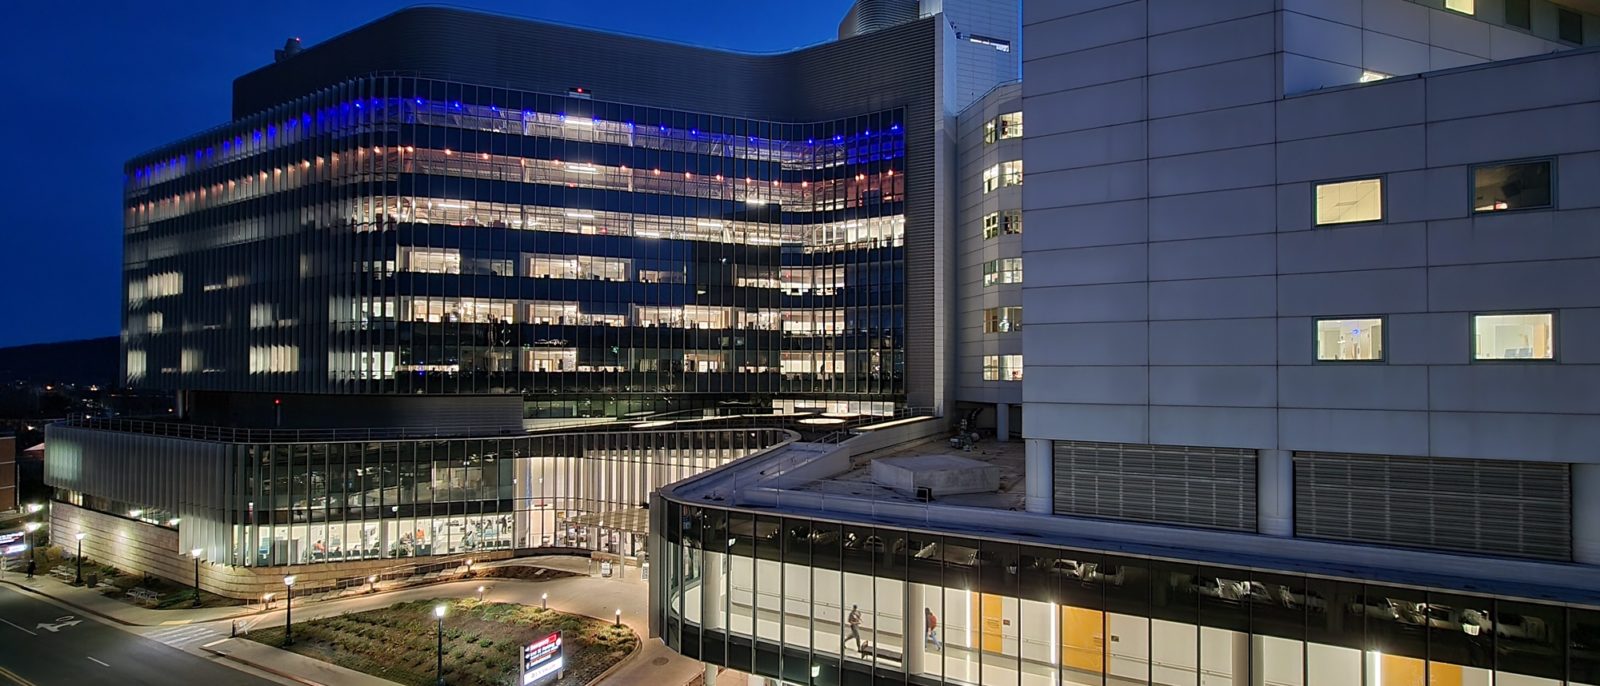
[54,405,933,445]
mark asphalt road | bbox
[0,585,276,686]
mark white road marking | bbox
[146,624,224,647]
[0,617,38,636]
[86,657,109,667]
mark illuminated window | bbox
[180,349,203,374]
[398,247,461,274]
[249,346,301,373]
[981,210,1019,239]
[146,271,183,298]
[1000,209,1022,235]
[983,161,1023,193]
[1474,160,1552,213]
[250,303,275,329]
[1314,178,1383,225]
[126,350,147,381]
[984,112,1023,143]
[983,258,1022,286]
[968,34,1011,52]
[983,354,1023,381]
[1316,318,1384,361]
[1445,0,1474,15]
[1474,313,1554,360]
[984,307,1023,333]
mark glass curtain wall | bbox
[658,500,1600,686]
[125,76,908,417]
[233,427,789,566]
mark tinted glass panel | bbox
[1474,160,1552,212]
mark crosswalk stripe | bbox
[146,625,222,646]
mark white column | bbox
[995,403,1010,442]
[703,664,718,686]
[1575,464,1600,565]
[702,551,726,630]
[1257,450,1294,537]
[1025,438,1052,514]
[906,581,927,674]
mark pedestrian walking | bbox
[925,608,942,650]
[25,557,36,580]
[846,605,863,651]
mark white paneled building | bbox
[1023,0,1600,584]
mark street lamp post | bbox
[368,575,377,593]
[283,575,297,646]
[73,532,86,584]
[434,603,447,686]
[190,548,203,607]
[24,523,40,564]
[476,585,485,603]
[541,592,547,610]
[614,608,622,628]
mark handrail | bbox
[55,406,933,444]
[53,416,527,444]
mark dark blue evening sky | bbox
[0,0,852,347]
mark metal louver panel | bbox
[1052,440,1257,532]
[1294,451,1571,561]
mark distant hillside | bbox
[0,336,119,386]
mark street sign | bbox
[0,532,23,547]
[2,544,25,555]
[521,630,563,685]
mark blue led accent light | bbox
[128,95,907,191]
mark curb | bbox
[0,578,139,627]
[201,640,335,686]
[586,629,644,686]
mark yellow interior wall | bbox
[1382,653,1426,686]
[1059,605,1106,674]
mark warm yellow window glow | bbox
[1445,0,1474,15]
[1315,178,1383,225]
[983,354,1023,381]
[1474,313,1553,360]
[1317,318,1383,361]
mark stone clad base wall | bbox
[50,502,511,599]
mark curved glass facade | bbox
[654,499,1600,686]
[124,76,908,417]
[229,427,794,567]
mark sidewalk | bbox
[0,573,259,626]
[203,637,400,686]
[3,554,703,686]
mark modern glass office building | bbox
[48,5,957,595]
[49,419,792,567]
[124,81,909,416]
[119,6,950,420]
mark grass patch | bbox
[100,571,244,609]
[244,598,637,686]
[466,566,579,583]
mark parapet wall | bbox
[49,502,511,599]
